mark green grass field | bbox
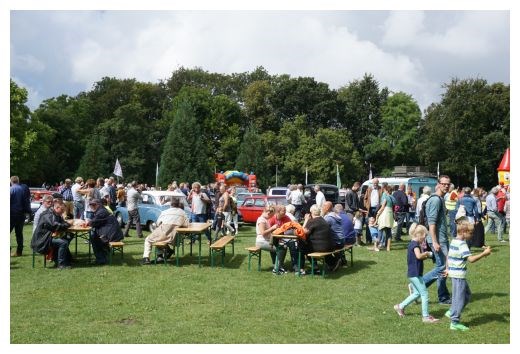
[10,223,510,344]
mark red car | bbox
[237,195,288,223]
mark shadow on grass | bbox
[466,311,510,326]
[318,259,378,279]
[471,291,509,301]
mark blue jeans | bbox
[448,209,457,238]
[485,211,505,241]
[423,240,450,303]
[449,278,471,324]
[74,200,85,220]
[51,237,71,266]
[378,227,391,248]
[191,213,211,241]
[395,212,407,239]
[401,276,430,317]
[365,207,378,243]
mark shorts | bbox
[354,228,362,236]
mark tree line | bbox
[10,67,509,190]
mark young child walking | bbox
[445,220,492,331]
[367,217,380,251]
[353,211,364,246]
[394,223,439,323]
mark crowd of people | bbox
[11,173,508,330]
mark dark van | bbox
[302,184,339,214]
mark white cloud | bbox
[382,11,509,58]
[68,12,429,106]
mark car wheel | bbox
[115,212,124,227]
[147,221,157,232]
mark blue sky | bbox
[10,9,510,112]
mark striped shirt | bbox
[447,238,471,279]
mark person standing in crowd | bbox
[375,184,395,251]
[455,187,480,225]
[485,186,507,242]
[71,176,86,219]
[314,185,326,210]
[287,184,305,221]
[116,184,126,207]
[344,181,364,223]
[445,184,458,239]
[187,182,212,242]
[59,178,74,219]
[422,175,452,305]
[469,188,486,249]
[392,183,409,241]
[123,181,143,238]
[363,178,382,244]
[415,186,432,222]
[10,176,31,257]
[406,185,416,229]
[218,184,233,235]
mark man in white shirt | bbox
[71,176,85,219]
[315,185,326,210]
[123,181,143,238]
[287,184,305,221]
[140,198,188,264]
[363,178,382,243]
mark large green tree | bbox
[337,74,389,165]
[418,78,509,188]
[159,101,212,186]
[364,91,422,175]
[10,79,53,183]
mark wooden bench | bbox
[245,246,262,271]
[108,241,125,265]
[150,241,170,266]
[209,235,235,267]
[307,244,354,277]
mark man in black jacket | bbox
[31,199,73,269]
[392,183,409,241]
[86,199,124,265]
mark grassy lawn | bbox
[10,223,509,344]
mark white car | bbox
[267,187,289,197]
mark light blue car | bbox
[115,190,191,232]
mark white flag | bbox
[305,167,308,185]
[437,162,440,178]
[113,158,123,177]
[369,163,372,180]
[474,165,478,189]
[336,164,341,189]
[156,162,159,187]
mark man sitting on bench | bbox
[140,198,188,265]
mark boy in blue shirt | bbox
[445,220,492,331]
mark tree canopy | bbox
[10,68,509,191]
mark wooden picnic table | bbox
[174,222,212,267]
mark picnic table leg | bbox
[175,235,180,267]
[75,233,78,256]
[297,250,301,277]
[198,234,202,267]
[221,248,225,268]
[311,256,315,276]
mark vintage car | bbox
[237,195,288,224]
[115,190,191,232]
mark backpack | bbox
[418,195,442,227]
